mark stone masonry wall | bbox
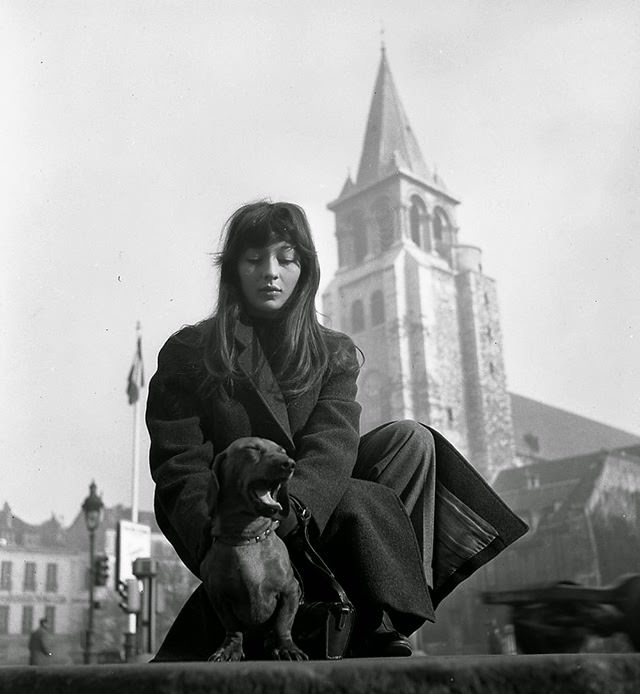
[456,271,515,481]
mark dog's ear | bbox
[207,450,226,516]
[276,479,291,520]
[211,449,227,479]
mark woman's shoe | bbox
[366,630,413,657]
[349,611,414,657]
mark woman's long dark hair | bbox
[203,200,342,397]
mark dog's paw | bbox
[208,645,245,662]
[268,641,308,661]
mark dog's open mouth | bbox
[249,480,283,514]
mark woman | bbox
[146,201,526,661]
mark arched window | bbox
[337,234,351,268]
[370,290,385,326]
[348,210,367,264]
[372,198,394,251]
[351,299,365,333]
[433,207,449,242]
[409,196,426,247]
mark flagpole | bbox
[131,321,142,524]
[129,377,141,651]
[125,321,145,658]
[131,404,141,524]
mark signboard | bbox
[115,520,151,587]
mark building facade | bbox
[0,504,88,663]
[0,501,196,664]
[490,446,640,589]
[322,48,515,481]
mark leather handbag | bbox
[288,503,356,660]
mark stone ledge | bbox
[1,654,639,694]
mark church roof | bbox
[0,502,162,552]
[0,502,68,549]
[492,448,640,539]
[510,392,640,461]
[355,48,433,188]
[494,450,608,496]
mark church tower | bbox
[322,48,515,480]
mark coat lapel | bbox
[234,322,295,451]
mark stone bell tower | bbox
[321,47,515,481]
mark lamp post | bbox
[82,481,104,665]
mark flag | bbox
[127,334,145,405]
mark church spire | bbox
[355,48,431,187]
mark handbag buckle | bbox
[292,497,312,526]
[337,605,350,630]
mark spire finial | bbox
[380,23,386,54]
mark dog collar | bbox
[212,519,280,546]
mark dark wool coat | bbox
[146,319,527,661]
[28,626,53,665]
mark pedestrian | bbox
[29,617,53,665]
[146,200,527,660]
[487,619,504,654]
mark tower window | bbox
[348,210,367,264]
[523,433,540,454]
[337,234,351,268]
[447,407,454,424]
[409,196,426,248]
[351,299,365,333]
[370,290,385,326]
[373,198,394,251]
[353,232,367,264]
[433,207,449,242]
[489,362,495,376]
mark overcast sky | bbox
[2,0,639,525]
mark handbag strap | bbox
[292,502,353,609]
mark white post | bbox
[131,397,141,525]
[128,321,144,656]
[128,610,137,648]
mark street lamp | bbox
[82,481,104,664]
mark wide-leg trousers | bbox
[353,420,436,589]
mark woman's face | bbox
[237,240,302,317]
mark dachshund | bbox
[200,437,308,662]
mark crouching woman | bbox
[146,200,527,660]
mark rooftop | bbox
[510,392,640,461]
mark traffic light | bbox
[117,578,141,613]
[93,555,109,587]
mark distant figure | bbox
[29,618,53,665]
[487,619,504,654]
